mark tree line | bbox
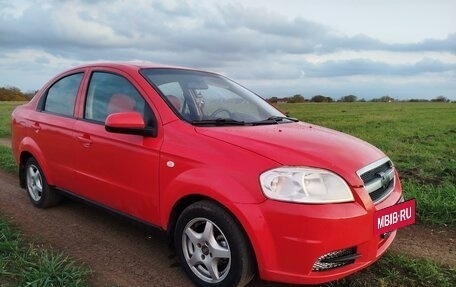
[0,86,452,103]
[0,86,36,101]
[267,94,452,103]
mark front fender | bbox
[159,166,267,229]
[159,166,276,275]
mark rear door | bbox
[71,70,162,224]
[33,72,84,189]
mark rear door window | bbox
[43,73,83,117]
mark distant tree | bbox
[359,98,366,102]
[409,98,429,102]
[371,96,395,102]
[431,96,449,102]
[339,95,357,102]
[311,95,333,102]
[291,94,305,103]
[310,95,325,102]
[24,90,38,100]
[268,96,278,104]
[0,86,28,101]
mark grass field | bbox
[329,252,456,287]
[0,218,90,286]
[279,102,455,185]
[0,101,455,286]
[0,101,24,138]
[0,145,16,173]
[1,101,455,226]
[1,101,91,286]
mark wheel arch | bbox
[17,137,54,188]
[160,167,274,279]
[166,195,259,274]
[18,151,34,188]
[166,194,207,243]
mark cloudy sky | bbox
[1,0,455,100]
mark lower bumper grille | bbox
[312,247,359,271]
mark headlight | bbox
[260,167,354,204]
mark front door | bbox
[71,71,162,224]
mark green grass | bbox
[0,101,23,174]
[0,146,17,174]
[0,218,91,286]
[0,101,25,138]
[327,252,456,287]
[1,102,455,226]
[403,182,456,227]
[0,101,455,286]
[279,102,456,227]
[1,103,90,286]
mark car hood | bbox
[196,122,386,186]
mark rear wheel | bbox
[174,200,255,287]
[25,157,62,208]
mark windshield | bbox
[141,68,292,126]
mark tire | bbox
[25,157,62,208]
[174,200,255,287]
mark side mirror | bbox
[105,112,156,137]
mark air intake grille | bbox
[312,247,359,271]
[357,158,395,204]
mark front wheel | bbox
[174,200,255,287]
[25,157,62,208]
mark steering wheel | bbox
[209,108,232,119]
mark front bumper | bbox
[236,175,402,285]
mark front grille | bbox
[357,158,395,204]
[360,161,391,183]
[312,247,359,271]
[369,179,394,202]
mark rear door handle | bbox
[31,122,41,133]
[76,135,93,147]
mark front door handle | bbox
[76,135,93,147]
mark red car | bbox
[11,62,403,287]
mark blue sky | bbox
[0,0,455,100]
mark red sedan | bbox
[11,62,403,286]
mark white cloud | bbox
[0,48,86,90]
[0,0,455,99]
[239,0,456,43]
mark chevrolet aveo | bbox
[11,62,403,287]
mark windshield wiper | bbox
[266,116,299,122]
[191,118,246,126]
[249,116,299,125]
[192,116,298,126]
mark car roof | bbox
[71,61,198,72]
